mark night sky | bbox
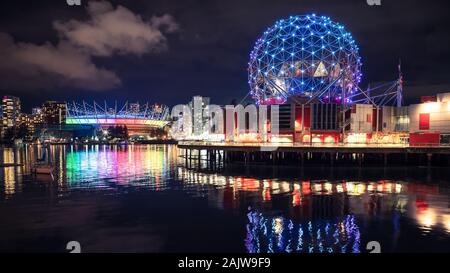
[1,0,450,112]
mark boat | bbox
[32,144,54,179]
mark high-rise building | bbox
[31,107,44,124]
[18,113,36,138]
[42,101,67,125]
[2,96,21,129]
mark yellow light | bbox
[346,133,367,144]
[313,183,322,193]
[324,136,336,143]
[302,134,311,143]
[385,183,393,193]
[346,182,355,193]
[280,182,290,193]
[236,133,260,143]
[417,209,436,229]
[271,135,293,143]
[443,215,450,233]
[271,182,280,191]
[356,184,366,195]
[377,184,383,192]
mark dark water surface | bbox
[0,145,449,253]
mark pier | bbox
[178,141,450,168]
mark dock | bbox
[178,141,450,168]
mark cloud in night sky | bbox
[0,0,178,91]
[0,33,121,90]
[54,1,178,56]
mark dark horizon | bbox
[1,0,450,112]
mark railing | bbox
[409,143,444,148]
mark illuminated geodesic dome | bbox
[248,14,362,105]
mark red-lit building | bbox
[408,92,450,146]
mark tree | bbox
[106,125,129,140]
[122,126,129,139]
[150,128,166,139]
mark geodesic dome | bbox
[248,14,362,105]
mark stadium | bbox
[65,101,170,136]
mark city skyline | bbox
[1,0,450,112]
[1,0,449,258]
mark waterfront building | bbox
[42,101,67,125]
[408,92,450,145]
[177,96,441,146]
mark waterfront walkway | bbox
[178,141,450,153]
[178,141,450,167]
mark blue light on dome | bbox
[248,14,362,104]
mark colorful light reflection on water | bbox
[0,145,449,252]
[63,145,176,190]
